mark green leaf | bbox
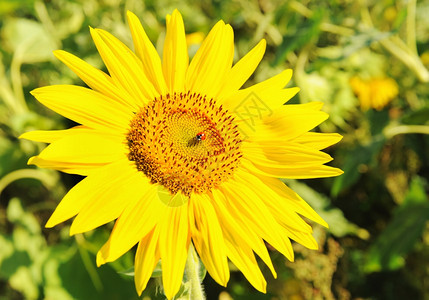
[7,198,41,235]
[400,106,429,125]
[367,109,390,136]
[0,0,35,15]
[0,136,28,177]
[365,176,429,272]
[0,235,15,277]
[152,260,163,278]
[1,198,46,299]
[1,18,58,63]
[273,9,324,66]
[285,180,369,238]
[331,137,385,197]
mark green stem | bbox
[34,1,63,48]
[380,37,429,83]
[406,0,417,54]
[75,234,103,292]
[10,53,28,114]
[358,0,429,82]
[384,125,429,139]
[0,60,21,115]
[185,244,205,300]
[0,169,57,199]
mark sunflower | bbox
[21,10,343,299]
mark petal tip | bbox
[171,9,183,20]
[27,156,36,165]
[52,50,69,61]
[45,218,55,228]
[323,221,330,229]
[332,133,343,145]
[96,251,106,267]
[29,88,40,96]
[52,49,63,56]
[284,68,293,75]
[126,10,138,23]
[335,168,344,176]
[18,132,27,140]
[89,26,97,36]
[135,285,143,297]
[272,270,278,279]
[69,222,80,236]
[259,39,267,50]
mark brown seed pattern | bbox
[127,91,242,196]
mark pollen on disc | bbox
[127,92,242,196]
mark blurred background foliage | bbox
[1,0,429,299]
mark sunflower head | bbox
[21,9,342,300]
[127,91,242,197]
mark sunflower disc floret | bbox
[127,91,242,196]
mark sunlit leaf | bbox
[1,18,57,63]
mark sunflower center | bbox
[127,92,242,197]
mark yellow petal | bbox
[162,9,188,93]
[233,172,323,251]
[159,202,190,300]
[217,39,266,101]
[234,169,314,232]
[242,141,334,167]
[225,88,300,135]
[220,180,294,261]
[90,27,158,105]
[242,157,344,179]
[247,104,329,142]
[293,132,343,150]
[189,193,229,286]
[223,230,267,293]
[299,101,324,110]
[45,159,134,227]
[28,156,104,176]
[97,183,162,265]
[27,130,125,175]
[259,175,329,228]
[19,126,93,143]
[210,189,277,278]
[186,21,234,99]
[134,227,161,295]
[282,227,318,250]
[31,85,132,132]
[126,11,168,95]
[223,68,297,110]
[53,50,138,111]
[29,131,126,165]
[250,68,294,90]
[69,167,147,235]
